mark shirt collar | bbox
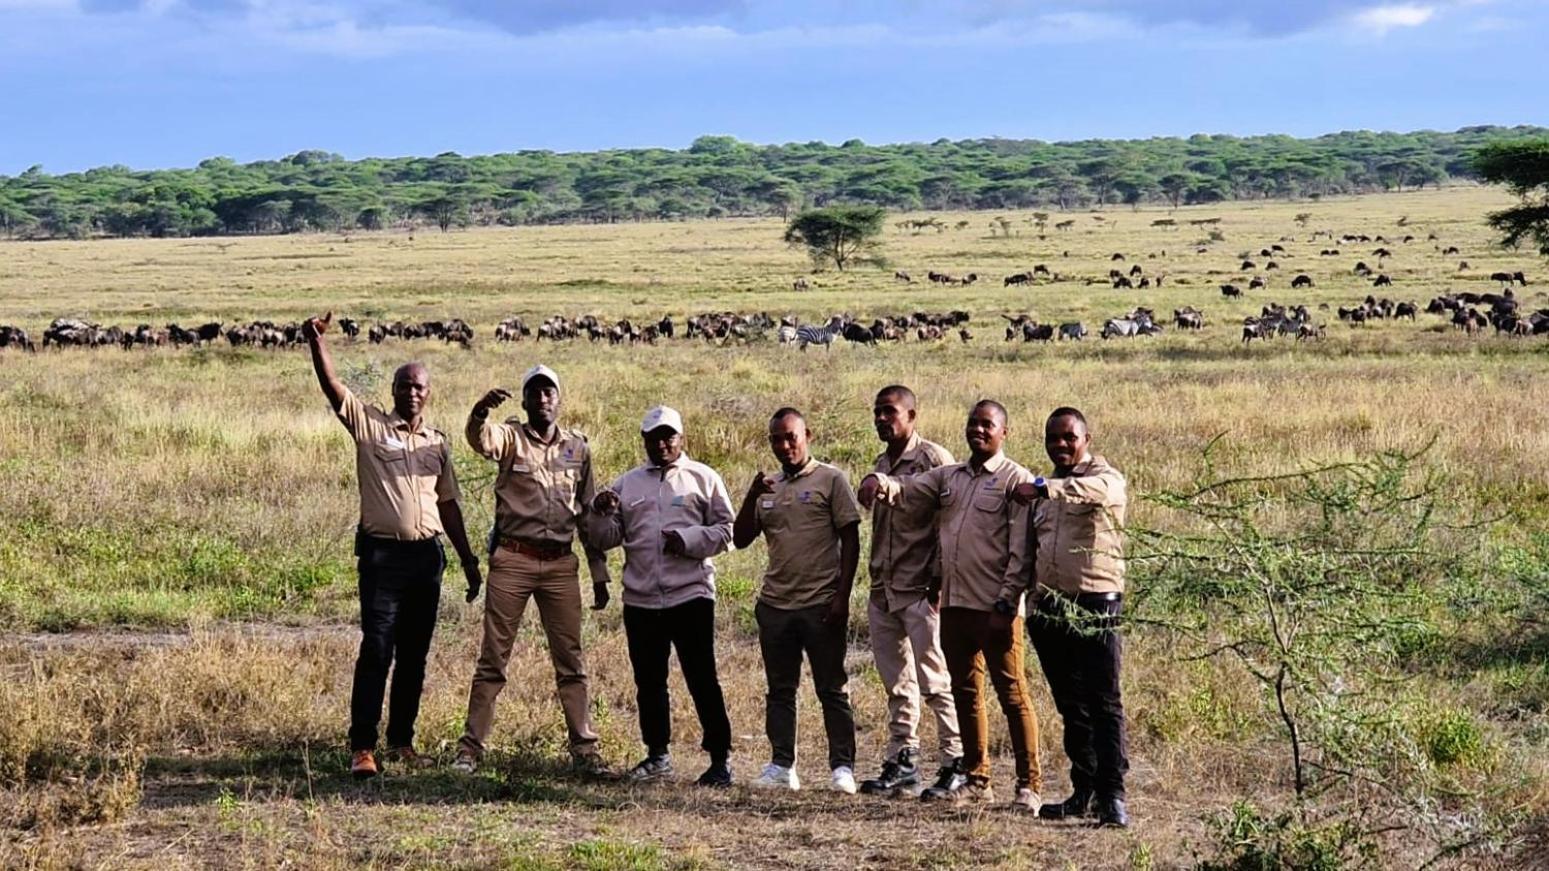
[880,432,923,471]
[969,451,1008,477]
[386,410,422,434]
[781,456,819,481]
[523,422,561,446]
[648,452,687,473]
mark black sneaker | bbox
[919,758,967,802]
[1039,790,1095,820]
[625,753,674,783]
[695,759,733,788]
[1096,797,1130,828]
[860,748,920,795]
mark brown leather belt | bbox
[498,536,571,560]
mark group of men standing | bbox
[305,311,1132,828]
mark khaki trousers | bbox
[867,595,962,763]
[939,607,1041,790]
[459,548,598,758]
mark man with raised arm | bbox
[303,312,481,780]
[1012,407,1131,828]
[733,407,862,794]
[452,364,612,777]
[857,400,1043,811]
[586,406,737,787]
[858,386,963,797]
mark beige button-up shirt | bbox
[872,451,1035,613]
[869,434,955,612]
[755,458,863,610]
[337,388,459,541]
[586,455,735,609]
[1031,454,1128,596]
[467,413,596,548]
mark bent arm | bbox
[676,474,736,559]
[1045,468,1127,507]
[465,409,513,461]
[732,487,763,550]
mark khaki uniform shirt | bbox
[873,451,1035,613]
[1032,454,1128,596]
[869,434,955,612]
[337,388,459,541]
[467,413,596,548]
[755,458,862,610]
[585,454,735,609]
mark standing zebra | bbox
[796,316,844,351]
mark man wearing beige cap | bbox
[453,364,612,776]
[587,406,737,787]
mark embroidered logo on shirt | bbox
[799,491,812,503]
[984,477,999,490]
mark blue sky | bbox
[2,0,1546,174]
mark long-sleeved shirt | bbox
[755,458,863,610]
[1031,454,1128,596]
[466,413,596,548]
[585,454,735,609]
[868,433,954,612]
[871,451,1035,613]
[337,388,459,541]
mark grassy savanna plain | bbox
[1,185,1547,868]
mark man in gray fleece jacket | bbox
[587,405,737,786]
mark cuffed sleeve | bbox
[675,473,735,560]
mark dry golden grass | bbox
[1,185,1546,868]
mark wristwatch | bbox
[1033,475,1046,489]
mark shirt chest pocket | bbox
[972,491,1006,515]
[408,444,444,478]
[373,442,408,476]
[665,492,702,523]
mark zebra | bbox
[795,316,844,351]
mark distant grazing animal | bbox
[795,316,842,350]
[1372,274,1393,288]
[1220,284,1243,298]
[1291,274,1314,289]
[894,270,912,283]
[793,277,810,291]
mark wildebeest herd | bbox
[2,225,1543,355]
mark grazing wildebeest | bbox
[1221,284,1242,298]
[894,270,912,283]
[793,276,810,291]
[1372,274,1393,288]
[1058,322,1087,341]
[1023,322,1055,342]
[1173,308,1204,330]
[0,325,36,352]
[1291,274,1314,289]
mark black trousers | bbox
[1028,592,1129,800]
[622,598,733,759]
[754,600,857,770]
[349,531,444,752]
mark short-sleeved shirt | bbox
[336,388,459,541]
[869,434,955,612]
[467,413,596,547]
[755,458,862,610]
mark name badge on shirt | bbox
[382,436,406,450]
[760,499,775,509]
[513,463,531,473]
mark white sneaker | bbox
[830,766,858,794]
[750,763,800,790]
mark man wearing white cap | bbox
[586,406,737,786]
[454,364,612,776]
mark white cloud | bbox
[1351,3,1436,34]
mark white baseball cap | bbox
[521,364,560,392]
[641,405,683,434]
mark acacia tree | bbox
[1474,139,1549,255]
[783,205,885,271]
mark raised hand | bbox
[473,388,512,417]
[302,311,333,340]
[747,471,776,499]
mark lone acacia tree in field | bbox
[783,205,885,271]
[1475,139,1549,255]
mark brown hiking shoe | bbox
[384,746,435,770]
[571,751,616,780]
[350,749,379,779]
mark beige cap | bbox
[521,364,560,392]
[640,405,683,434]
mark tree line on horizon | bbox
[1,126,1545,241]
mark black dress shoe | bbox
[695,759,732,788]
[1038,790,1094,820]
[861,748,920,794]
[1096,797,1130,828]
